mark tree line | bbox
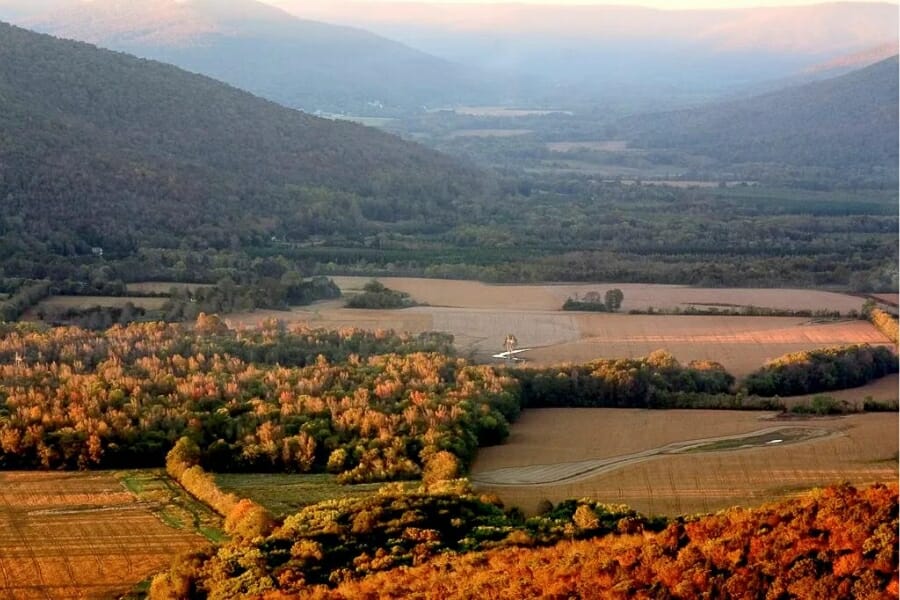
[0,320,895,475]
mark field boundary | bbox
[471,425,837,487]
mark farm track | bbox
[471,410,898,516]
[471,426,833,486]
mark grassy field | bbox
[0,470,217,600]
[214,473,413,516]
[470,409,898,517]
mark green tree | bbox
[605,289,624,312]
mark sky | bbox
[331,0,898,6]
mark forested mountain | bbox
[618,56,899,173]
[0,0,496,115]
[0,21,483,267]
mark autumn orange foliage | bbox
[288,484,898,600]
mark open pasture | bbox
[471,409,898,517]
[0,471,210,600]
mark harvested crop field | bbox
[228,304,890,378]
[327,277,869,314]
[871,293,898,305]
[0,471,213,600]
[471,409,898,517]
[529,314,891,377]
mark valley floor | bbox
[226,278,893,377]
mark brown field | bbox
[0,471,211,600]
[471,409,898,517]
[871,293,899,307]
[125,282,213,295]
[34,295,168,311]
[782,375,899,410]
[531,314,889,377]
[225,279,891,376]
[447,129,532,138]
[327,277,869,313]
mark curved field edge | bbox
[470,410,899,516]
[471,425,834,486]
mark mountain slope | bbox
[0,0,495,115]
[272,1,898,101]
[618,56,899,171]
[0,21,483,261]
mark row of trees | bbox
[743,345,898,397]
[561,288,623,312]
[166,437,275,541]
[867,306,899,344]
[0,280,50,322]
[515,351,735,409]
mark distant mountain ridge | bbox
[617,56,899,173]
[0,21,483,261]
[805,42,900,75]
[269,1,898,104]
[0,0,498,115]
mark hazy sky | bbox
[334,0,898,6]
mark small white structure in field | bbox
[493,334,531,361]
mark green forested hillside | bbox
[0,21,895,300]
[0,21,483,264]
[620,56,899,172]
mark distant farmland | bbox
[471,409,898,516]
[226,278,891,377]
[0,471,214,600]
